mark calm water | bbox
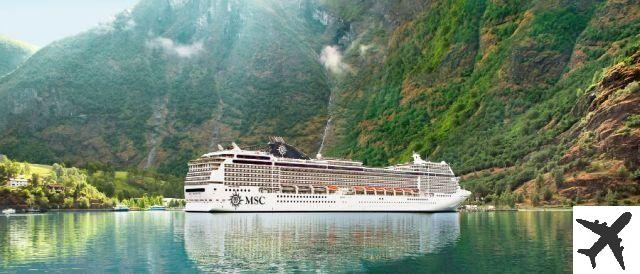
[0,211,572,273]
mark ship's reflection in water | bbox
[184,213,460,272]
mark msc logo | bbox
[229,192,265,209]
[230,192,242,209]
[245,196,266,205]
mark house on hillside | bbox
[47,184,65,192]
[7,175,29,187]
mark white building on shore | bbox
[8,175,29,188]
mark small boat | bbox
[26,208,42,213]
[112,204,130,212]
[149,205,166,211]
[2,208,16,215]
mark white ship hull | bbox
[185,184,470,212]
[184,139,472,213]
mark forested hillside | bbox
[317,0,640,204]
[1,0,638,204]
[0,0,331,177]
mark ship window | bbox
[186,188,205,192]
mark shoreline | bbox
[1,208,186,214]
[460,206,573,213]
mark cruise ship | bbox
[184,137,471,212]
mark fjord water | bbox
[0,211,572,273]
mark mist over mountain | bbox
[0,35,36,76]
[1,0,639,204]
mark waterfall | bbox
[317,117,332,156]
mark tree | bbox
[63,197,74,208]
[532,194,541,206]
[24,190,35,206]
[484,194,498,205]
[606,190,618,206]
[594,191,604,204]
[543,187,553,201]
[77,197,90,209]
[103,181,116,197]
[553,169,564,188]
[535,174,544,191]
[574,195,582,205]
[52,163,65,178]
[617,166,629,179]
[501,191,516,208]
[31,173,41,187]
[0,158,21,182]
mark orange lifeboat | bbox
[327,185,338,190]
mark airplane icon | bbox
[576,212,632,270]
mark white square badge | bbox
[574,206,640,273]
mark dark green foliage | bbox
[626,114,640,128]
[553,169,564,188]
[543,187,553,201]
[616,166,630,179]
[499,190,516,208]
[632,169,640,180]
[606,190,618,206]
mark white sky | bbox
[0,0,139,47]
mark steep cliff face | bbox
[0,0,331,176]
[552,52,640,202]
[317,0,640,202]
[0,35,36,76]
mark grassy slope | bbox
[28,164,53,176]
[15,162,167,198]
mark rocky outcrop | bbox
[562,52,640,170]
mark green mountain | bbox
[0,35,36,76]
[319,0,640,204]
[0,0,331,176]
[1,0,639,204]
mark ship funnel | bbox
[231,142,241,150]
[217,144,224,151]
[412,151,427,164]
